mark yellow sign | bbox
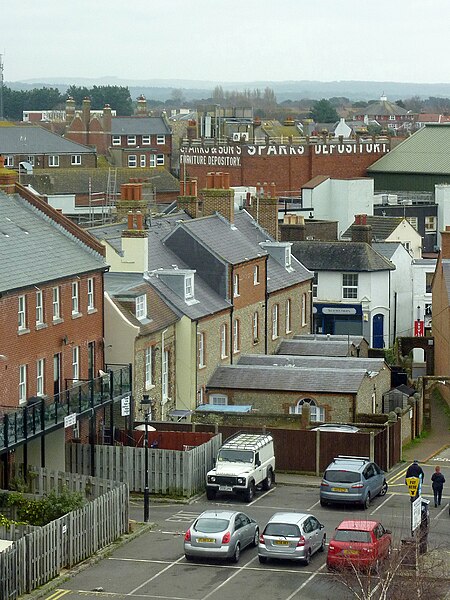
[406,477,420,497]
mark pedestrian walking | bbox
[405,459,424,501]
[431,465,445,507]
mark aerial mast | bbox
[0,54,4,120]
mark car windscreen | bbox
[324,470,360,484]
[334,530,372,543]
[217,449,254,463]
[195,518,229,533]
[264,523,300,537]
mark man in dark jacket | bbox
[405,459,424,501]
[431,465,445,507]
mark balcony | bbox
[0,364,131,452]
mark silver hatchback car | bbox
[258,512,325,565]
[184,510,259,562]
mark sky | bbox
[4,0,450,85]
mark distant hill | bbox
[6,77,450,102]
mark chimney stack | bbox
[65,96,75,124]
[136,95,148,116]
[351,214,372,244]
[200,172,234,223]
[82,97,91,129]
[280,214,306,241]
[441,226,450,259]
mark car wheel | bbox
[252,528,260,547]
[244,481,255,502]
[232,543,240,563]
[258,555,267,564]
[206,488,216,501]
[185,554,194,562]
[379,480,388,496]
[262,469,273,491]
[303,548,312,566]
[320,498,328,507]
[318,534,326,553]
[364,493,371,509]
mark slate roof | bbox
[0,192,107,293]
[368,125,450,174]
[21,167,180,195]
[238,354,386,373]
[341,216,403,241]
[207,364,366,393]
[293,334,366,346]
[111,117,171,136]
[276,339,357,357]
[290,241,395,272]
[0,124,94,154]
[354,99,408,117]
[372,242,402,260]
[234,211,313,291]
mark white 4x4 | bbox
[206,433,275,502]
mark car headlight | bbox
[208,476,216,483]
[237,478,245,485]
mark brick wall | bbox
[0,273,105,409]
[266,282,310,354]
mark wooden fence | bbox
[0,468,129,600]
[67,434,222,497]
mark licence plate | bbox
[274,540,289,546]
[331,487,348,492]
[343,549,359,556]
[219,485,233,491]
[198,538,214,543]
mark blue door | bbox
[372,314,384,348]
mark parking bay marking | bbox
[166,511,200,523]
[370,492,394,515]
[201,555,258,600]
[434,503,450,520]
[127,555,185,595]
[285,562,327,599]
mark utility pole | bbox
[0,54,4,121]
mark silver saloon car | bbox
[258,512,326,565]
[184,510,259,562]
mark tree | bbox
[310,98,339,123]
[65,85,133,115]
[170,88,185,106]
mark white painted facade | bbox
[412,258,436,332]
[384,220,422,259]
[436,184,450,248]
[302,178,375,236]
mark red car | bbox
[327,520,392,571]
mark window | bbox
[285,246,292,268]
[71,154,81,165]
[27,155,35,166]
[87,278,95,310]
[149,155,156,168]
[72,346,79,382]
[48,155,59,167]
[233,273,240,297]
[162,350,169,400]
[52,286,60,320]
[233,319,240,353]
[135,295,147,320]
[406,216,418,230]
[142,135,150,145]
[210,394,228,406]
[289,398,325,422]
[425,216,437,232]
[402,241,411,253]
[4,155,14,167]
[301,293,307,326]
[220,324,228,359]
[253,311,259,342]
[112,135,121,146]
[18,295,27,330]
[156,154,165,166]
[426,272,433,294]
[127,135,136,145]
[272,304,279,339]
[71,281,79,314]
[285,299,291,333]
[156,134,166,144]
[19,364,27,404]
[36,290,43,325]
[140,154,146,167]
[37,358,44,396]
[198,332,205,368]
[312,272,318,298]
[145,347,153,389]
[128,155,137,168]
[253,265,260,285]
[185,274,194,299]
[342,273,358,299]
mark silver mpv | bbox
[258,512,326,565]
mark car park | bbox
[184,509,259,562]
[320,455,388,508]
[327,519,392,571]
[258,512,326,565]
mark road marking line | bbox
[307,500,320,511]
[370,493,394,515]
[387,468,407,485]
[434,503,450,520]
[247,486,276,506]
[127,555,185,595]
[285,562,326,599]
[200,555,258,600]
[46,591,71,600]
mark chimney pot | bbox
[127,211,134,230]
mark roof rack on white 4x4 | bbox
[333,455,370,463]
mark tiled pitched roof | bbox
[354,99,408,117]
[238,353,386,373]
[290,241,395,272]
[0,124,94,154]
[341,216,403,241]
[0,192,106,293]
[276,339,356,357]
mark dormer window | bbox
[233,273,240,297]
[135,294,147,320]
[285,246,291,268]
[185,274,194,300]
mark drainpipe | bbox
[264,255,269,354]
[161,328,168,419]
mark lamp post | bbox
[141,394,152,523]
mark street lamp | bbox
[141,394,152,522]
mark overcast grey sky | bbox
[4,0,450,84]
